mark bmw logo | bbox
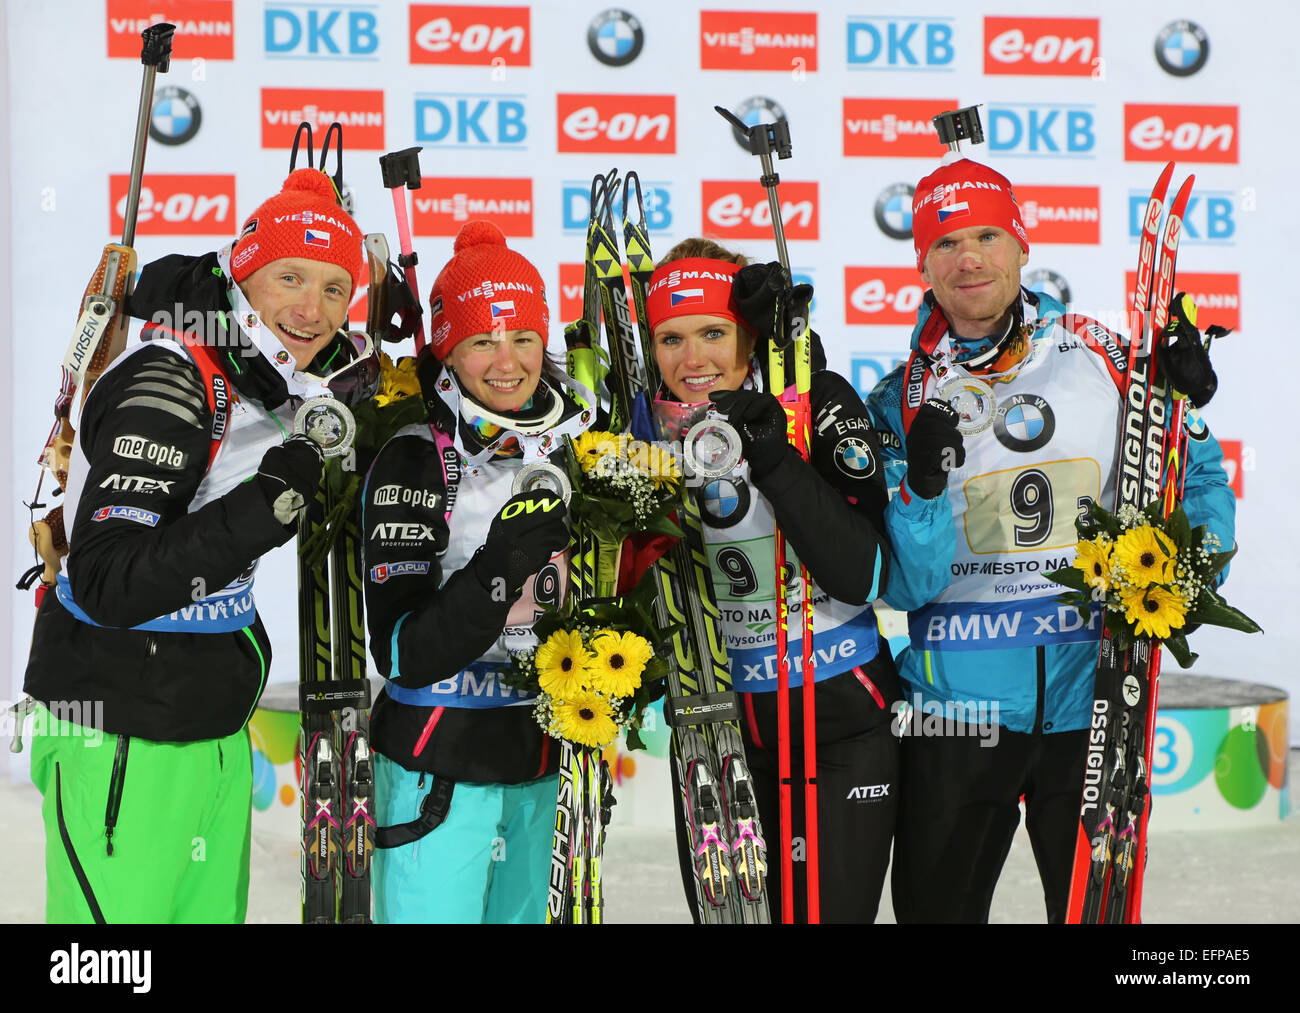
[1023,268,1071,307]
[149,86,201,146]
[1155,20,1209,77]
[874,183,915,241]
[588,9,644,67]
[700,477,750,529]
[993,393,1055,453]
[729,96,788,152]
[834,436,876,479]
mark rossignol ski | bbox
[1066,162,1195,924]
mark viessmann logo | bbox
[700,10,818,71]
[107,0,234,60]
[983,16,1099,76]
[261,89,385,150]
[843,98,956,158]
[557,94,675,154]
[1124,271,1241,331]
[1015,186,1100,244]
[702,181,818,240]
[558,263,585,323]
[1124,104,1238,164]
[110,174,235,236]
[412,178,534,237]
[409,4,530,65]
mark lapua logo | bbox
[845,267,927,326]
[557,94,675,154]
[409,4,530,65]
[107,0,233,60]
[1124,104,1238,164]
[701,180,818,240]
[110,174,234,236]
[983,16,1099,77]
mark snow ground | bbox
[3,751,1296,924]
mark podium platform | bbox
[1152,674,1291,830]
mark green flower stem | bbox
[595,535,623,599]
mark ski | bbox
[1067,165,1194,924]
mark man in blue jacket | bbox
[866,157,1234,922]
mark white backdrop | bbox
[5,0,1297,774]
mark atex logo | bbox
[700,10,818,71]
[409,4,530,65]
[984,16,1099,77]
[702,181,818,240]
[1015,186,1100,244]
[557,94,675,154]
[412,178,533,237]
[1125,271,1240,331]
[415,93,527,149]
[150,86,202,146]
[843,98,955,157]
[108,0,234,60]
[1124,104,1238,164]
[562,179,672,234]
[1128,189,1235,245]
[845,267,926,326]
[110,174,235,236]
[846,16,955,71]
[264,3,380,60]
[261,88,385,150]
[986,103,1096,158]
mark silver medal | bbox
[512,461,573,505]
[685,419,743,478]
[937,375,997,436]
[294,396,357,458]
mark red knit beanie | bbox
[912,158,1029,270]
[229,168,365,294]
[428,221,549,360]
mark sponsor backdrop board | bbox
[3,0,1294,816]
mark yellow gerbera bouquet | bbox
[1046,500,1259,666]
[505,589,671,750]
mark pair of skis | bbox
[1066,162,1195,924]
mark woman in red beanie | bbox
[362,220,597,923]
[22,168,378,923]
[644,238,901,923]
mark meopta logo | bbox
[702,181,818,240]
[849,354,906,403]
[557,94,675,154]
[984,17,1099,77]
[149,87,202,146]
[558,263,585,323]
[1128,189,1236,246]
[845,268,927,327]
[1016,186,1100,244]
[409,4,530,66]
[700,10,818,71]
[588,9,644,66]
[265,4,380,59]
[372,485,440,509]
[111,435,188,470]
[415,93,527,149]
[261,89,385,150]
[726,96,788,152]
[1155,20,1209,77]
[874,183,915,240]
[561,179,672,234]
[110,174,235,236]
[986,103,1096,158]
[843,98,956,157]
[1124,104,1238,164]
[846,16,955,70]
[370,561,433,584]
[1124,271,1240,331]
[107,0,234,60]
[412,178,533,237]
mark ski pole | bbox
[714,105,818,923]
[380,147,427,353]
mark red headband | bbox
[645,258,741,334]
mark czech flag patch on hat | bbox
[670,288,705,307]
[304,228,331,248]
[490,300,517,319]
[937,201,970,223]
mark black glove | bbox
[734,261,813,348]
[709,388,791,481]
[474,491,569,600]
[1161,292,1221,409]
[256,434,324,527]
[906,399,965,500]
